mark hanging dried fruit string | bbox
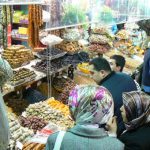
[0,6,11,48]
[28,5,43,48]
[0,6,3,47]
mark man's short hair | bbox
[110,55,126,72]
[90,57,111,72]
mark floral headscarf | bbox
[123,91,150,131]
[68,85,114,125]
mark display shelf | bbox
[33,64,71,75]
[44,21,97,32]
[12,37,28,42]
[12,59,70,77]
[2,59,46,95]
[12,22,28,26]
[32,47,47,52]
[35,52,67,61]
[0,1,43,6]
[49,65,71,75]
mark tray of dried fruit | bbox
[10,68,36,86]
[35,48,66,60]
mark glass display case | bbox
[127,0,150,22]
[0,0,43,5]
[43,0,150,31]
[1,0,150,98]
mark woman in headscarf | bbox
[46,85,124,150]
[118,91,150,150]
[0,57,13,150]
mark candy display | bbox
[50,30,61,37]
[24,102,74,129]
[58,79,76,104]
[40,34,63,46]
[32,58,67,73]
[114,38,144,57]
[47,98,70,116]
[89,34,110,45]
[88,44,111,54]
[23,142,45,150]
[62,28,81,41]
[5,98,29,116]
[116,29,129,40]
[37,47,66,60]
[2,45,34,68]
[10,68,36,86]
[56,41,83,54]
[74,74,96,85]
[88,27,113,55]
[24,123,60,148]
[61,51,89,67]
[19,116,48,133]
[121,45,144,56]
[114,39,132,48]
[92,27,109,34]
[52,77,69,92]
[8,112,34,149]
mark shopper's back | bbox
[46,125,124,150]
[46,85,124,150]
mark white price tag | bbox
[16,141,23,150]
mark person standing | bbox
[0,57,13,150]
[107,91,150,150]
[142,46,150,95]
[119,91,150,150]
[46,85,124,150]
[109,55,126,72]
[110,55,141,91]
[89,57,137,135]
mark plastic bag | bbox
[40,34,63,46]
[42,10,50,22]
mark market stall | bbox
[0,0,150,150]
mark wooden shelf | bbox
[13,22,28,26]
[12,37,28,42]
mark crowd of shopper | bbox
[1,39,150,150]
[46,56,150,150]
[1,52,150,150]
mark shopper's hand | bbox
[106,116,117,134]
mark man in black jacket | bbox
[142,48,150,95]
[89,57,137,135]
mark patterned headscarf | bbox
[68,85,114,125]
[123,91,150,131]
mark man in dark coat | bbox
[89,57,137,135]
[142,47,150,95]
